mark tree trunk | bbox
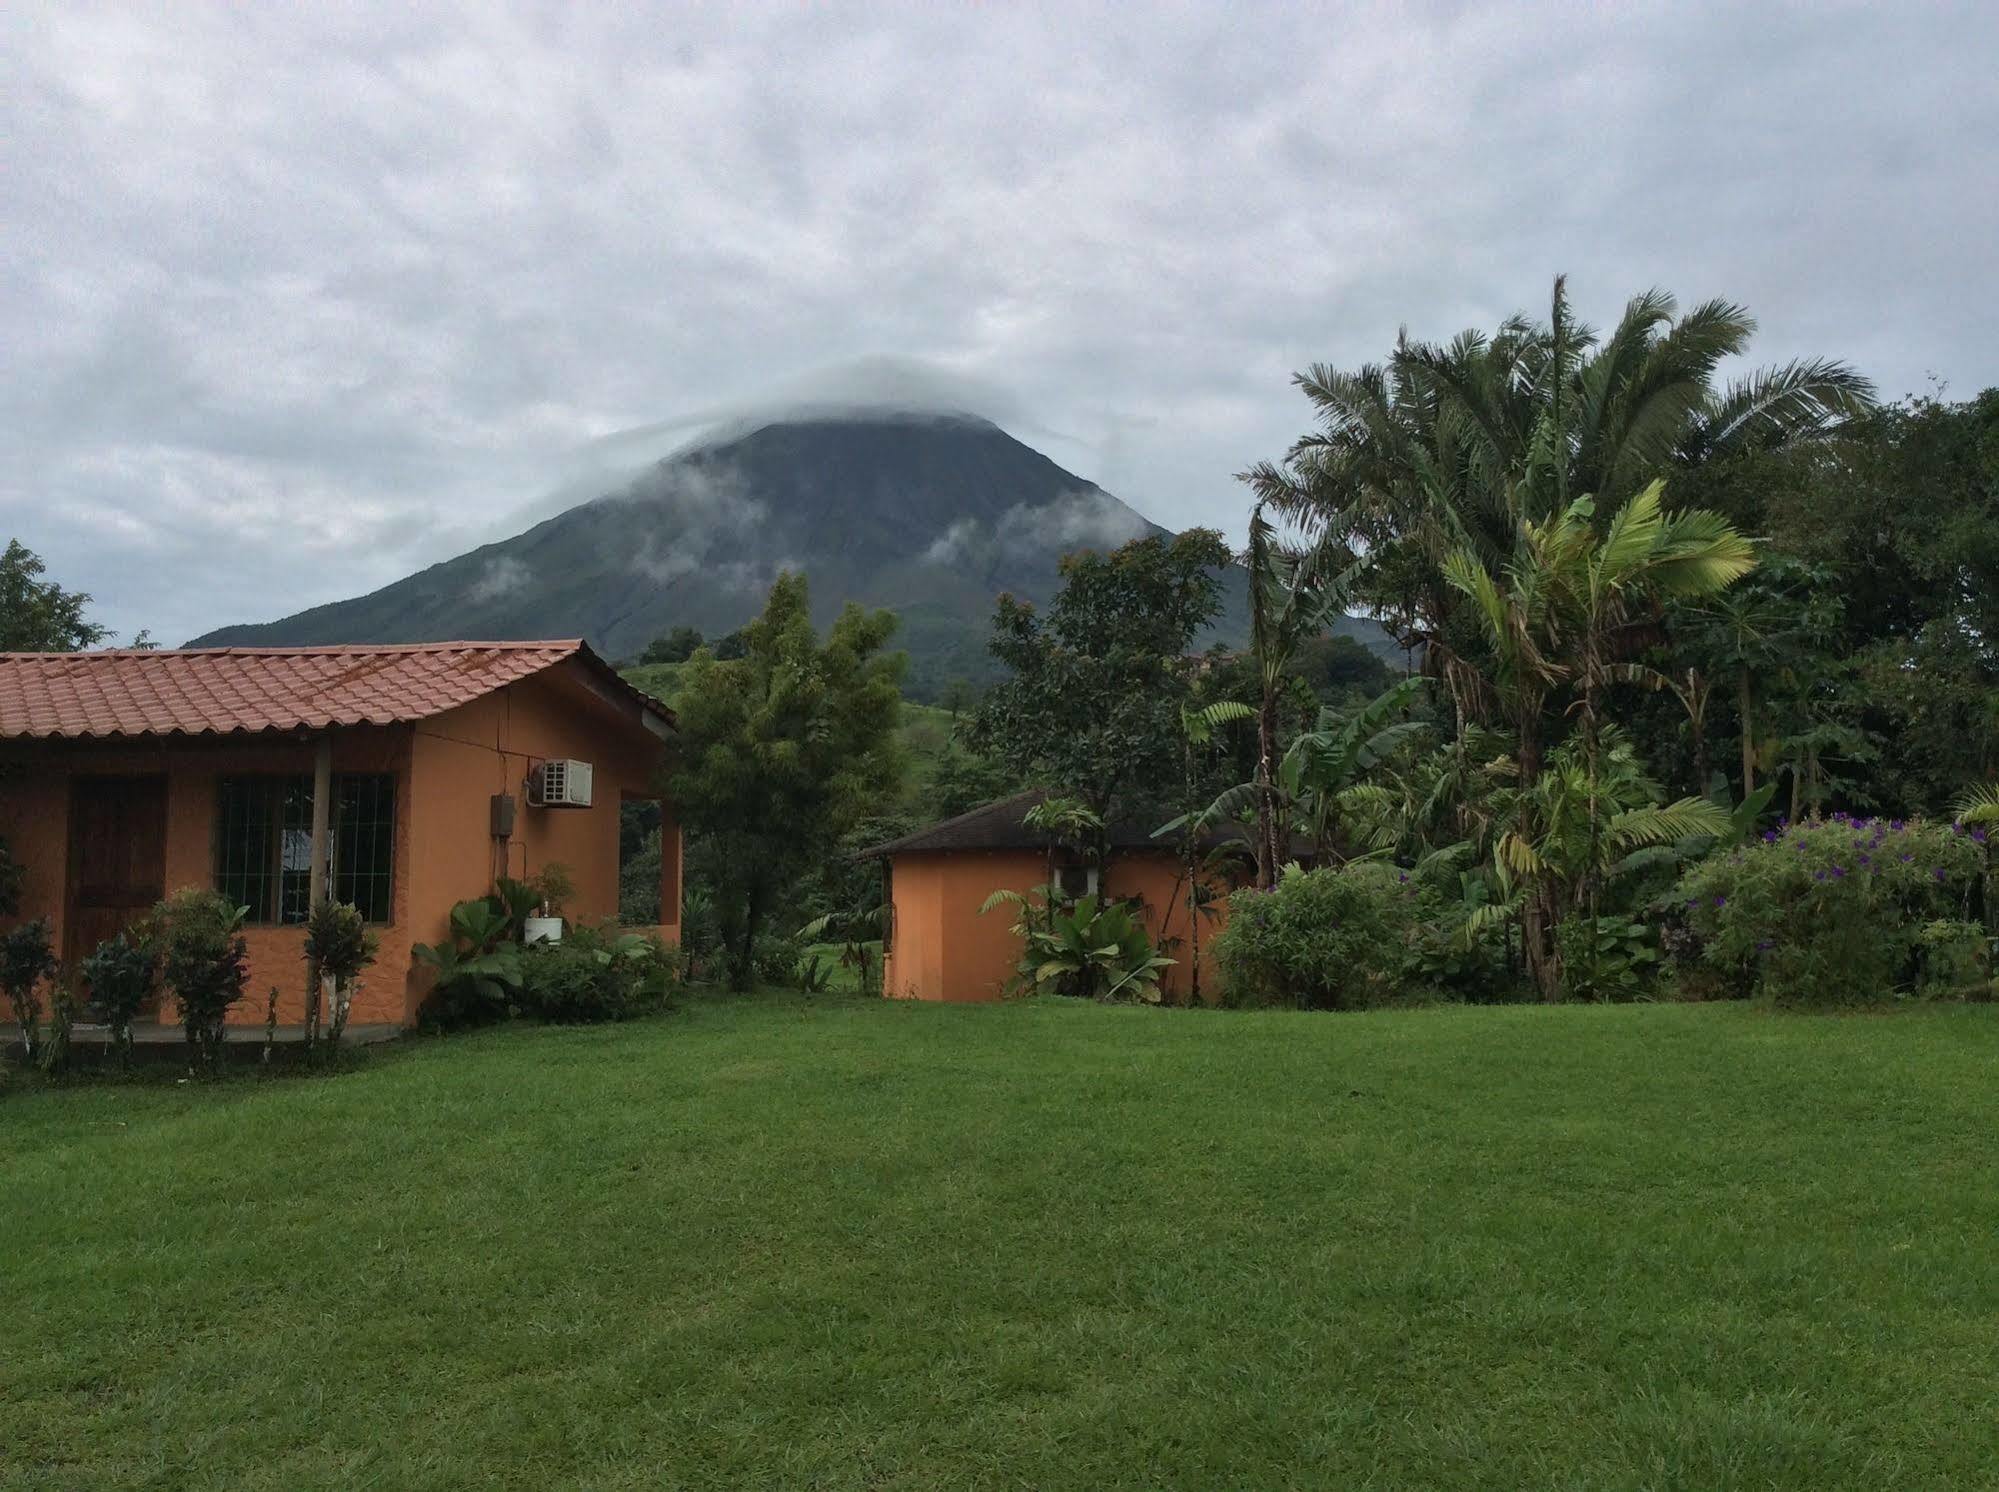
[1687,669,1709,795]
[733,885,764,992]
[1256,685,1280,889]
[1517,716,1561,1001]
[1738,667,1755,800]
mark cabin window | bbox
[216,774,396,925]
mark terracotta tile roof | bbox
[0,640,673,742]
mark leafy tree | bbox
[969,530,1232,855]
[1,539,109,652]
[661,573,904,990]
[1245,277,1871,724]
[639,625,706,666]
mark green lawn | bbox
[4,998,1996,1489]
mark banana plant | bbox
[980,889,1176,1003]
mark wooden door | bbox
[65,777,168,981]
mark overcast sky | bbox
[4,2,1995,646]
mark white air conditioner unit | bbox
[1056,863,1099,901]
[528,758,594,809]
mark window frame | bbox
[214,771,397,927]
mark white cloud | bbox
[0,1,1993,643]
[465,556,529,603]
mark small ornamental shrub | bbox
[518,925,678,1023]
[1673,814,1984,1005]
[1,918,58,1059]
[158,888,250,1071]
[1213,862,1418,1010]
[304,900,377,1047]
[80,929,159,1065]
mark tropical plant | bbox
[414,897,525,1027]
[157,888,250,1073]
[79,928,158,1066]
[1237,504,1365,885]
[1245,278,1871,686]
[980,889,1175,1003]
[798,901,887,996]
[1,918,58,1061]
[1438,482,1756,995]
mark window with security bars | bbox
[216,774,396,925]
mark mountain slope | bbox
[189,413,1397,693]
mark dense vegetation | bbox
[5,995,1996,1487]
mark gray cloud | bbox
[2,1,1994,645]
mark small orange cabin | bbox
[869,790,1253,1005]
[0,641,681,1029]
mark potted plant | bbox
[522,862,575,945]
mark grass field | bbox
[4,996,1996,1489]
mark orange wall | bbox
[881,848,1233,1005]
[0,665,680,1029]
[0,727,416,1026]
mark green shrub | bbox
[518,926,678,1023]
[1674,814,1984,1005]
[1212,862,1417,1010]
[2,918,58,1060]
[304,900,377,1046]
[80,929,158,1064]
[158,888,250,1071]
[752,934,809,988]
[1555,915,1660,1002]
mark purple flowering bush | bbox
[1213,862,1418,1010]
[1673,814,1985,1004]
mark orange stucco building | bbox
[870,791,1249,1005]
[0,641,680,1029]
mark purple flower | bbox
[1974,828,1989,845]
[1714,895,1727,908]
[1900,853,1913,863]
[1934,867,1948,881]
[1813,870,1827,882]
[1762,830,1779,842]
[1756,939,1773,952]
[1830,865,1847,879]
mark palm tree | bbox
[1239,503,1365,886]
[1440,481,1757,995]
[1244,277,1873,723]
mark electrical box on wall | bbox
[528,759,594,809]
[490,793,517,839]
